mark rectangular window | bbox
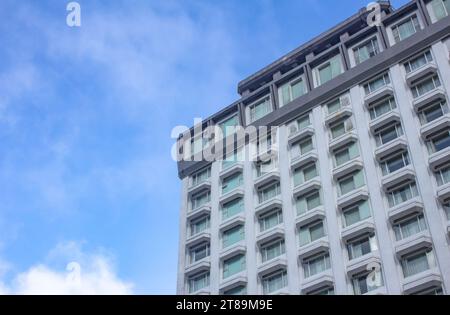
[223,254,246,279]
[262,270,287,294]
[354,37,380,65]
[427,129,450,154]
[387,182,419,207]
[219,115,239,139]
[334,142,359,167]
[401,250,433,278]
[444,203,450,220]
[315,55,342,86]
[435,164,450,186]
[330,118,353,140]
[392,15,421,43]
[342,200,371,227]
[430,0,450,21]
[291,137,314,159]
[191,190,210,210]
[327,98,342,115]
[191,167,211,187]
[299,221,325,246]
[191,136,209,156]
[296,190,322,215]
[289,114,311,136]
[307,287,335,295]
[256,157,277,178]
[223,285,246,295]
[260,209,283,232]
[404,50,433,74]
[261,239,285,262]
[222,225,245,248]
[258,182,281,204]
[380,151,410,176]
[303,253,331,278]
[393,214,427,241]
[411,75,441,99]
[249,96,272,122]
[189,242,210,264]
[375,123,403,146]
[369,97,397,120]
[222,172,243,195]
[352,271,383,295]
[419,101,448,125]
[293,162,318,187]
[189,272,209,293]
[190,216,210,237]
[364,73,391,95]
[278,75,307,107]
[222,150,242,170]
[347,235,377,260]
[222,198,244,220]
[338,170,365,196]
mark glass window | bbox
[261,239,285,262]
[338,170,365,196]
[258,182,281,204]
[262,270,287,294]
[222,172,243,195]
[411,75,441,99]
[223,254,246,279]
[293,163,318,187]
[347,235,376,260]
[259,209,283,232]
[430,0,450,21]
[219,115,239,138]
[392,15,421,43]
[256,157,278,178]
[327,98,342,115]
[369,97,397,120]
[316,55,342,86]
[222,198,244,220]
[249,96,272,122]
[419,101,448,125]
[291,137,314,159]
[307,287,335,295]
[289,114,311,136]
[393,214,427,241]
[380,151,410,176]
[401,250,433,278]
[375,123,403,146]
[427,129,450,154]
[299,221,325,246]
[435,164,450,186]
[303,253,331,278]
[387,182,419,207]
[189,272,209,293]
[352,270,383,295]
[191,167,211,187]
[354,37,380,65]
[342,200,371,227]
[222,150,242,170]
[222,225,245,248]
[191,136,209,156]
[191,190,210,210]
[190,242,210,264]
[334,142,359,167]
[364,73,391,95]
[330,118,353,140]
[404,50,433,73]
[190,216,210,236]
[296,190,322,215]
[278,75,307,107]
[223,285,246,295]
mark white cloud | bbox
[0,242,133,295]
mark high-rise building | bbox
[176,0,450,295]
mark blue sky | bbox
[0,0,408,294]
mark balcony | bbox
[219,213,245,231]
[257,255,288,277]
[298,238,330,260]
[288,126,315,146]
[412,88,446,112]
[324,107,352,126]
[256,226,285,245]
[254,170,280,189]
[364,86,394,107]
[337,187,369,210]
[428,147,450,171]
[292,178,321,198]
[341,219,375,243]
[402,269,442,295]
[295,207,326,228]
[186,231,211,248]
[369,111,401,134]
[185,259,211,277]
[381,166,416,191]
[332,158,363,180]
[406,63,438,87]
[254,197,283,217]
[301,271,334,294]
[394,232,432,258]
[188,180,212,197]
[186,204,211,221]
[420,114,450,140]
[374,136,408,161]
[219,162,244,179]
[219,243,246,261]
[219,188,245,206]
[436,183,450,203]
[219,274,248,294]
[387,197,423,223]
[346,251,381,277]
[290,151,318,170]
[329,131,358,153]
